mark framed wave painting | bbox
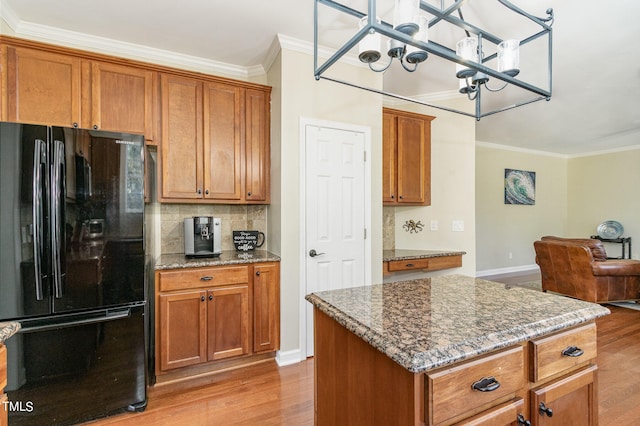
[504,169,536,205]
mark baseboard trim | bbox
[476,264,539,278]
[276,349,303,367]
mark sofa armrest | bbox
[592,260,640,276]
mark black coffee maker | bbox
[184,216,222,257]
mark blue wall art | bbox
[504,169,536,205]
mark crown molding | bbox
[476,141,569,158]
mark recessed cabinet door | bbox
[89,61,155,140]
[396,114,428,204]
[207,285,250,361]
[253,263,280,353]
[203,81,243,201]
[244,88,270,203]
[159,290,207,371]
[531,365,597,426]
[382,111,397,203]
[160,73,204,200]
[4,46,82,127]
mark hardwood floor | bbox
[86,281,640,425]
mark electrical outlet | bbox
[452,220,464,232]
[430,220,439,231]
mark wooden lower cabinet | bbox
[313,308,599,426]
[1,344,7,426]
[155,262,279,377]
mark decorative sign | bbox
[233,230,265,251]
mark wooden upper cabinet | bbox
[4,46,82,127]
[160,72,271,204]
[88,61,155,141]
[160,73,203,200]
[245,88,270,203]
[382,107,434,206]
[204,81,243,201]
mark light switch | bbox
[430,220,439,231]
[452,220,464,232]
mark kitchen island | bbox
[305,275,610,425]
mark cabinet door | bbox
[396,114,429,204]
[4,46,82,127]
[455,398,527,425]
[244,88,270,203]
[382,111,397,203]
[89,61,154,140]
[160,73,204,200]
[253,263,280,353]
[531,365,597,426]
[207,285,250,361]
[203,81,243,201]
[158,290,207,372]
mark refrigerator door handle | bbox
[18,308,132,333]
[32,139,46,301]
[51,139,66,299]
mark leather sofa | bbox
[534,236,640,303]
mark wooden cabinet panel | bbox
[530,323,596,383]
[382,111,397,203]
[454,398,526,426]
[158,290,207,371]
[0,394,7,426]
[530,365,597,426]
[0,344,6,391]
[203,81,242,201]
[160,73,203,199]
[4,46,82,127]
[244,88,270,203]
[89,61,154,140]
[253,263,280,353]
[382,107,433,206]
[207,285,250,361]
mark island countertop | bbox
[155,250,281,270]
[382,249,466,262]
[305,274,610,373]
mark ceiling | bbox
[2,0,639,156]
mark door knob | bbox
[309,249,325,258]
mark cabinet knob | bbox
[197,189,202,195]
[517,414,531,426]
[539,402,553,417]
[205,189,209,195]
[256,271,261,276]
[247,192,252,197]
[200,295,205,302]
[93,124,99,130]
[72,122,78,128]
[399,195,403,199]
[209,294,213,301]
[391,195,395,199]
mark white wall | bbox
[475,143,568,273]
[567,148,640,259]
[267,47,384,361]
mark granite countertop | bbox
[305,274,610,373]
[0,321,21,344]
[383,249,466,262]
[156,250,281,270]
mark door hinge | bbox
[364,228,367,239]
[364,150,367,162]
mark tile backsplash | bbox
[383,207,395,250]
[159,204,267,254]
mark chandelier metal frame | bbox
[313,0,554,120]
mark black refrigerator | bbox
[0,122,148,425]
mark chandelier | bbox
[314,0,554,120]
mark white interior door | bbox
[304,123,367,356]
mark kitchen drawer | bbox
[426,346,525,425]
[530,322,596,382]
[0,344,6,391]
[387,255,462,272]
[454,398,525,425]
[158,266,249,292]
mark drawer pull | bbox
[471,376,500,392]
[517,414,531,426]
[200,276,214,281]
[561,346,584,357]
[406,263,415,268]
[539,402,553,417]
[200,296,205,302]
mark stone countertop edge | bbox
[305,275,610,374]
[155,250,281,270]
[0,321,21,345]
[382,249,467,262]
